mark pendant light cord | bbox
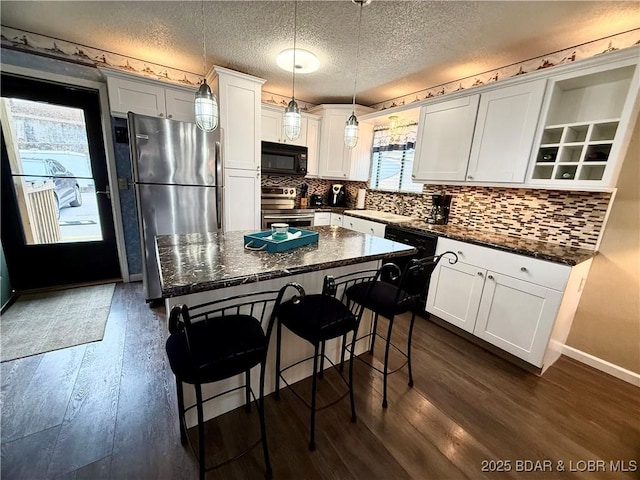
[351,1,364,109]
[292,0,298,100]
[201,0,207,80]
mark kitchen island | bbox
[156,226,416,426]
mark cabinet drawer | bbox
[436,237,570,291]
[330,213,343,226]
[314,212,330,226]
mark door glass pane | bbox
[1,98,104,244]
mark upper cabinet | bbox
[527,54,639,189]
[466,79,547,183]
[308,104,374,180]
[101,68,196,123]
[412,95,479,181]
[260,104,321,176]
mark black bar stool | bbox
[343,252,458,408]
[165,287,292,480]
[274,271,377,451]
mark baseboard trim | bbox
[562,345,640,387]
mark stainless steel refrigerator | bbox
[128,112,223,302]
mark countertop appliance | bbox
[384,225,438,312]
[129,112,222,302]
[310,194,323,206]
[261,186,315,229]
[261,141,307,176]
[426,194,452,225]
[328,184,346,207]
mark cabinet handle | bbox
[370,228,374,233]
[168,114,173,119]
[488,275,494,280]
[159,112,164,117]
[457,250,463,255]
[477,272,483,277]
[467,175,473,180]
[520,267,527,272]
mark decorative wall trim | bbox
[4,25,637,112]
[371,29,640,111]
[562,344,640,387]
[1,26,202,87]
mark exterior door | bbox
[0,73,121,290]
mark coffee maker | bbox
[328,184,346,207]
[426,194,451,225]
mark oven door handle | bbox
[262,215,315,220]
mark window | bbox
[369,123,422,193]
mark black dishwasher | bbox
[384,225,438,311]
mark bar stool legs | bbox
[407,312,417,388]
[309,344,319,451]
[195,384,206,480]
[258,360,273,479]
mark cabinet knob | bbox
[159,112,164,117]
[168,114,173,119]
[370,228,374,233]
[520,266,527,272]
[457,250,463,255]
[477,272,483,277]
[343,173,347,177]
[488,275,494,280]
[467,175,473,180]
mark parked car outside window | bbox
[21,157,82,214]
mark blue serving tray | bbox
[244,228,319,253]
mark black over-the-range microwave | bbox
[261,141,308,176]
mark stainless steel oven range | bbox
[261,186,315,229]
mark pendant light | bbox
[194,0,218,132]
[283,0,301,141]
[345,0,368,148]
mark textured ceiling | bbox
[2,1,639,106]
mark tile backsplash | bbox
[262,174,611,249]
[367,185,611,249]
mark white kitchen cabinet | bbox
[330,213,343,226]
[212,67,265,171]
[306,117,320,177]
[342,215,385,237]
[308,104,374,180]
[223,167,260,232]
[427,237,591,371]
[261,104,307,147]
[466,79,547,183]
[413,95,479,181]
[527,51,639,189]
[102,69,196,123]
[314,212,330,226]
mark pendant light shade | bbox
[195,0,218,133]
[344,0,367,149]
[344,113,359,148]
[283,98,301,140]
[195,80,219,132]
[284,0,302,141]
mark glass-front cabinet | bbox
[528,53,639,189]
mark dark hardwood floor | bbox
[1,282,638,479]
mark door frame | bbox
[2,63,130,282]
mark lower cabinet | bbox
[314,212,330,226]
[330,213,343,226]
[224,168,260,232]
[342,215,385,237]
[427,237,591,370]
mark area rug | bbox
[0,283,116,362]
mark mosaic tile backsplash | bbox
[266,175,611,249]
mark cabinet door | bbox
[223,168,260,232]
[165,88,196,123]
[426,261,485,333]
[319,111,349,179]
[306,117,320,177]
[219,76,260,170]
[314,212,330,226]
[413,95,479,181]
[467,79,546,182]
[348,122,374,181]
[262,108,282,143]
[330,213,343,226]
[107,77,166,118]
[342,215,357,231]
[359,217,385,237]
[288,116,308,147]
[474,272,562,366]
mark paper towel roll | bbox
[356,189,366,209]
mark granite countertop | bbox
[341,210,595,266]
[156,226,416,298]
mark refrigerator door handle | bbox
[215,186,223,231]
[215,140,223,187]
